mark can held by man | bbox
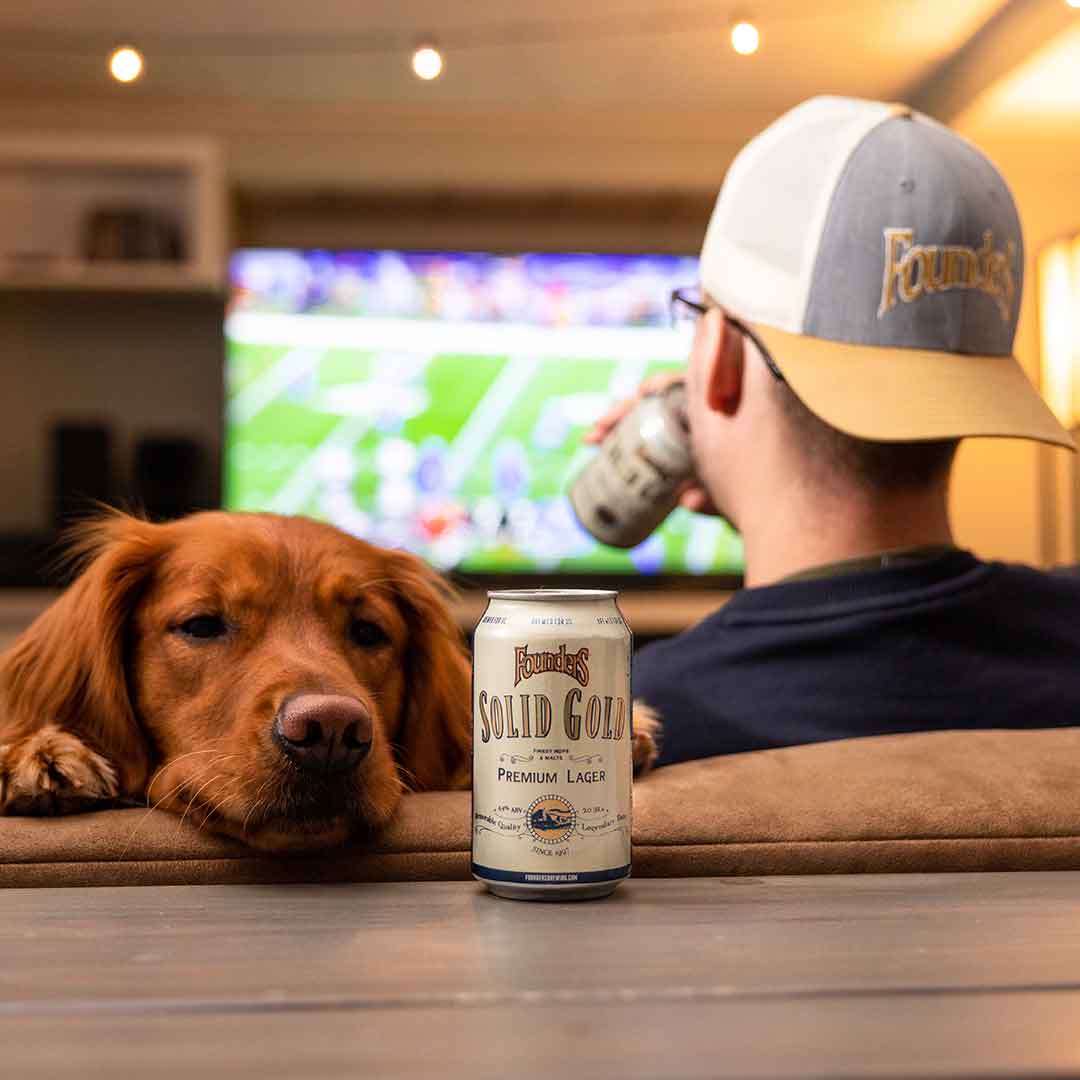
[569,381,694,549]
[471,590,633,900]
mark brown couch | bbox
[4,727,1080,888]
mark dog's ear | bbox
[0,512,164,793]
[382,548,471,790]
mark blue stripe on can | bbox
[472,863,631,885]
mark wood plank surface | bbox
[7,992,1080,1080]
[3,874,1080,1077]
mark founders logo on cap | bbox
[877,228,1018,323]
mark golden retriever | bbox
[0,511,472,852]
[0,510,658,852]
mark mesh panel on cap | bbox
[701,97,896,334]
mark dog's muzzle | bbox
[272,693,373,774]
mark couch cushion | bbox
[3,728,1080,887]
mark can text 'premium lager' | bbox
[471,590,632,900]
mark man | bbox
[588,96,1080,767]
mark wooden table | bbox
[3,873,1080,1078]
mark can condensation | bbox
[471,590,633,901]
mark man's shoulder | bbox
[632,555,1080,689]
[988,559,1080,595]
[982,559,1080,616]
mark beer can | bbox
[471,590,632,901]
[568,382,694,549]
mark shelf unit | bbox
[0,135,226,294]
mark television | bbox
[224,249,743,585]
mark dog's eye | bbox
[348,618,389,649]
[177,615,228,640]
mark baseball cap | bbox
[700,95,1074,451]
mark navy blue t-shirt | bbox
[632,550,1080,767]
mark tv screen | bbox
[224,249,743,579]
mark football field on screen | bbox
[223,339,744,575]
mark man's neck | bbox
[739,485,955,589]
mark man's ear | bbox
[701,309,745,416]
[0,512,163,794]
[383,549,471,791]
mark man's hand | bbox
[583,373,718,516]
[582,372,685,446]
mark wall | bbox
[950,114,1080,567]
[0,99,753,197]
[0,188,708,540]
[0,95,733,544]
[0,291,223,532]
[0,94,1075,566]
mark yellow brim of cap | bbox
[749,321,1077,452]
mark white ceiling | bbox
[0,0,1005,110]
[9,0,1078,195]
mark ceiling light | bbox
[108,45,144,83]
[731,21,760,56]
[412,44,444,81]
[1067,1,1080,9]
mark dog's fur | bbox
[0,511,658,851]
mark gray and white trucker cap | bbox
[701,95,1073,449]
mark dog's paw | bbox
[631,701,661,776]
[0,726,119,815]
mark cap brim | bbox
[748,322,1076,452]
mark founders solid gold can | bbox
[471,590,632,901]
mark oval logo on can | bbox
[526,795,576,844]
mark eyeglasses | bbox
[670,288,786,384]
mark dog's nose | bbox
[273,694,373,774]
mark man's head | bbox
[683,303,958,529]
[683,96,1072,530]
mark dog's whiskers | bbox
[175,770,234,835]
[389,744,421,792]
[144,741,230,807]
[239,774,278,836]
[196,780,246,833]
[119,753,241,859]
